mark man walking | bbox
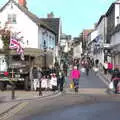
[57,70,65,92]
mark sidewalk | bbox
[0,70,113,118]
[0,90,57,102]
[98,70,111,85]
[0,90,60,117]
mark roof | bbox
[40,18,60,43]
[96,15,106,27]
[40,18,60,35]
[106,1,120,16]
[0,0,56,34]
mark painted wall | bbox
[0,2,38,48]
[73,43,82,58]
[115,4,120,26]
[111,30,120,46]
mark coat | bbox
[111,69,120,81]
[71,69,80,79]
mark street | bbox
[2,70,120,120]
[0,0,120,120]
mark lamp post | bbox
[38,40,46,96]
[44,40,47,70]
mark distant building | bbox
[81,29,93,54]
[73,37,82,59]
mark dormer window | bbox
[8,14,16,24]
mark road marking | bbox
[0,102,29,120]
[97,73,109,85]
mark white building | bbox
[106,0,120,67]
[94,15,107,65]
[0,0,58,68]
[73,38,82,59]
[87,30,98,59]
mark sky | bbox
[0,0,116,37]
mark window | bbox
[8,14,16,24]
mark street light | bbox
[44,40,47,70]
[39,39,46,96]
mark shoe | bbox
[75,88,78,92]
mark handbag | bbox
[108,81,114,90]
[69,82,74,88]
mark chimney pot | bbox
[18,0,27,8]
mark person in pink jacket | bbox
[70,66,80,92]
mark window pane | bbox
[7,14,16,24]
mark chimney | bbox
[47,12,54,18]
[18,0,27,8]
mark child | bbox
[50,73,57,91]
[41,76,48,90]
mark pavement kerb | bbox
[9,91,61,102]
[0,91,60,103]
[0,91,61,118]
[0,102,21,119]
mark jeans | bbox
[73,79,79,88]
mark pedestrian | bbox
[30,65,41,91]
[95,59,99,67]
[63,62,68,76]
[103,61,108,74]
[41,75,48,90]
[111,68,120,94]
[50,73,57,92]
[57,70,65,92]
[108,62,113,74]
[70,66,80,92]
[85,60,90,76]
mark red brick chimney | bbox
[18,0,27,8]
[47,12,54,18]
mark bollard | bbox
[39,80,42,96]
[11,83,15,99]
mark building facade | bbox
[0,0,58,69]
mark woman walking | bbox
[70,66,80,92]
